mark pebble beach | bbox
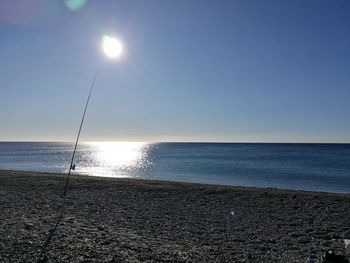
[0,170,349,262]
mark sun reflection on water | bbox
[76,142,151,178]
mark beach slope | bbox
[0,170,349,262]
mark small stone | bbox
[24,222,34,230]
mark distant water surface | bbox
[0,142,349,193]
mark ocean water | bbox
[0,142,349,193]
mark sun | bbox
[102,35,123,58]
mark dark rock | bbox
[321,249,349,263]
[24,222,34,230]
[36,255,48,263]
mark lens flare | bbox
[102,35,122,58]
[65,0,87,11]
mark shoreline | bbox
[1,170,349,262]
[2,169,350,195]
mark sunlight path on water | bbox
[75,142,151,178]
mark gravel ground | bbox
[0,170,349,262]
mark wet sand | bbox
[0,170,349,262]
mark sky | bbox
[0,0,350,142]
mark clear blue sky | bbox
[1,0,349,142]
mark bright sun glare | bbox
[102,35,122,58]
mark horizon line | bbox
[0,140,349,144]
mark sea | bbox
[0,142,349,194]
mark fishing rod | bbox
[36,69,100,263]
[63,68,99,195]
